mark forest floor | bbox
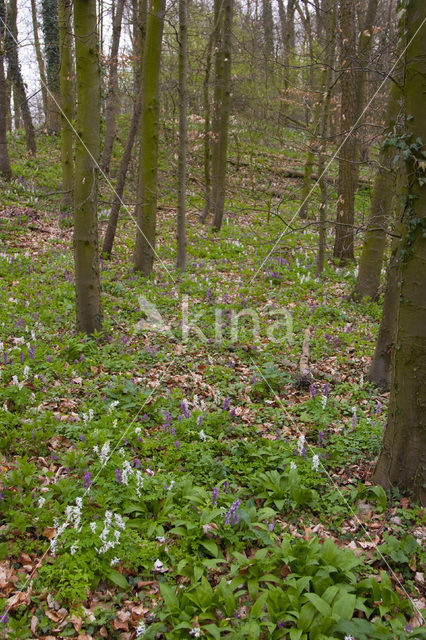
[0,128,425,639]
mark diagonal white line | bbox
[0,11,175,283]
[248,15,426,285]
[250,357,425,624]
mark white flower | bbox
[344,636,353,640]
[290,461,297,470]
[93,445,99,454]
[167,480,175,491]
[135,470,144,497]
[297,434,305,455]
[136,621,147,637]
[321,394,327,409]
[114,513,125,530]
[90,522,97,534]
[156,536,165,543]
[100,442,110,463]
[135,426,142,435]
[199,429,207,442]
[75,497,83,509]
[154,559,163,570]
[70,543,78,555]
[312,454,320,471]
[189,628,201,638]
[110,556,120,566]
[38,496,46,508]
[121,460,133,485]
[108,400,119,414]
[23,365,30,379]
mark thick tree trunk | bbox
[42,0,61,133]
[58,0,74,211]
[102,0,146,258]
[5,0,37,155]
[176,0,187,271]
[73,0,102,334]
[211,0,233,231]
[133,0,166,275]
[352,81,402,301]
[333,0,357,263]
[373,0,426,504]
[0,1,11,179]
[277,0,295,124]
[100,0,125,174]
[30,0,49,123]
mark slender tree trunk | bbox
[353,0,378,186]
[42,0,61,133]
[352,81,402,301]
[277,0,295,124]
[200,30,213,223]
[5,0,37,155]
[176,0,187,271]
[333,0,357,263]
[100,0,125,174]
[368,228,400,389]
[211,0,233,231]
[58,0,73,211]
[30,0,49,124]
[373,0,426,504]
[261,0,274,77]
[73,0,102,334]
[102,0,146,258]
[0,0,11,179]
[133,0,166,275]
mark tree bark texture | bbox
[176,0,188,271]
[0,0,11,178]
[59,0,74,210]
[42,0,61,132]
[73,0,102,334]
[133,0,166,275]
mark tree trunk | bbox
[299,0,336,220]
[200,30,213,223]
[102,0,146,258]
[176,0,187,271]
[261,0,274,76]
[133,0,166,275]
[333,0,357,263]
[5,0,37,155]
[353,0,378,186]
[211,0,233,231]
[352,80,402,301]
[277,0,295,124]
[30,0,49,124]
[73,0,102,334]
[368,228,400,389]
[100,0,125,174]
[0,0,11,179]
[42,0,61,133]
[58,0,74,211]
[372,0,426,504]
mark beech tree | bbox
[133,0,166,275]
[373,0,426,504]
[73,0,102,333]
[30,0,49,123]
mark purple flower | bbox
[181,399,190,419]
[29,346,35,359]
[84,470,92,489]
[310,384,316,399]
[0,611,7,624]
[197,415,204,427]
[324,382,329,396]
[212,487,219,506]
[115,468,122,484]
[230,408,236,418]
[376,400,382,415]
[224,481,229,493]
[223,396,230,411]
[268,521,274,532]
[134,458,141,468]
[224,498,241,525]
[277,620,285,629]
[317,431,324,445]
[80,434,86,442]
[19,351,23,363]
[174,440,180,449]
